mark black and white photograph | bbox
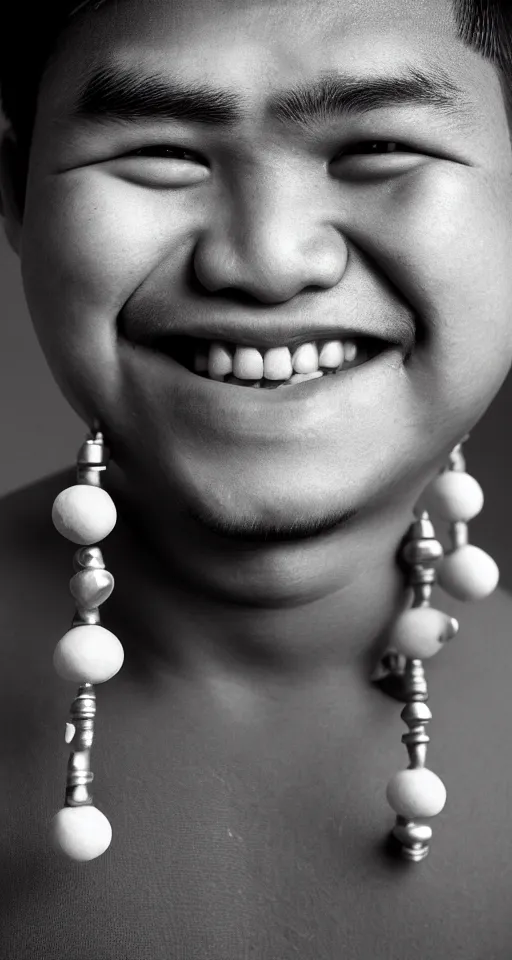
[1,1,512,957]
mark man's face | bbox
[10,0,512,538]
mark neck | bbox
[103,464,414,704]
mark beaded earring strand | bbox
[374,434,499,860]
[49,425,123,862]
[47,429,498,863]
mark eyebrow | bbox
[70,63,473,130]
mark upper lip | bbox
[134,315,415,353]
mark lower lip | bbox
[125,342,405,438]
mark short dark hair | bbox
[0,0,511,156]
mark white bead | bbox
[422,471,484,522]
[50,806,112,861]
[389,606,459,660]
[437,544,499,601]
[386,768,447,818]
[52,485,117,544]
[53,625,124,683]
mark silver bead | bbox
[72,608,100,626]
[449,521,469,550]
[76,432,109,487]
[69,568,114,608]
[411,586,433,608]
[73,546,105,572]
[406,512,437,541]
[408,565,438,587]
[401,701,432,725]
[78,434,107,465]
[392,819,433,850]
[401,538,444,566]
[401,700,431,768]
[402,659,428,702]
[64,684,96,807]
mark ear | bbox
[0,129,28,256]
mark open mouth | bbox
[145,334,392,389]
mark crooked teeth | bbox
[233,346,264,380]
[207,342,233,380]
[199,339,360,383]
[264,346,294,380]
[318,340,344,368]
[291,342,319,374]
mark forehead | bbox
[38,0,504,135]
[51,0,469,81]
[70,0,456,42]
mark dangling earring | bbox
[374,434,499,861]
[47,427,498,864]
[49,424,122,862]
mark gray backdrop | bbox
[1,120,511,592]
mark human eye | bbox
[112,143,210,186]
[335,140,417,157]
[329,139,426,180]
[127,145,208,162]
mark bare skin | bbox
[1,0,512,954]
[2,0,512,685]
[1,472,512,959]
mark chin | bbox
[180,478,359,544]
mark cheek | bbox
[383,165,512,363]
[355,162,512,420]
[20,170,189,405]
[22,171,179,316]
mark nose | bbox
[192,173,348,304]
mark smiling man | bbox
[1,0,512,957]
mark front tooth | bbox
[208,342,233,380]
[343,340,357,362]
[233,346,264,379]
[291,342,319,374]
[318,340,344,369]
[263,346,293,380]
